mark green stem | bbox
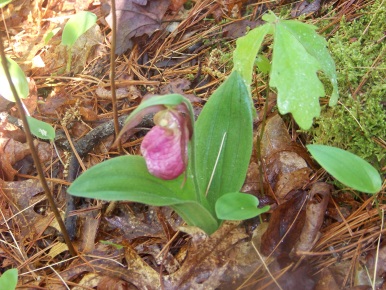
[256,83,270,197]
[66,46,72,73]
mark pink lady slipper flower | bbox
[141,109,190,179]
[114,95,193,180]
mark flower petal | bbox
[141,126,185,180]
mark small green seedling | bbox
[0,269,18,290]
[100,240,124,250]
[61,11,97,72]
[0,0,12,8]
[0,56,55,141]
[307,145,382,194]
[26,116,56,141]
[45,27,61,44]
[0,56,29,101]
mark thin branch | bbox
[0,36,77,256]
[109,0,122,153]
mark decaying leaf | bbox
[258,114,330,259]
[1,179,47,236]
[294,182,331,254]
[365,241,386,286]
[260,191,308,256]
[0,137,30,180]
[0,114,25,142]
[106,0,171,54]
[258,114,310,202]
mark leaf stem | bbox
[0,36,77,256]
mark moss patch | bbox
[310,0,386,170]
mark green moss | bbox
[310,0,386,171]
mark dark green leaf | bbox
[307,145,382,194]
[26,116,56,140]
[195,71,253,208]
[215,192,270,220]
[61,11,97,46]
[0,56,29,101]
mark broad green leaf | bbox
[269,18,338,129]
[0,0,12,8]
[26,116,56,141]
[69,155,195,203]
[215,192,270,220]
[233,23,270,88]
[61,11,97,46]
[282,21,339,106]
[0,56,29,101]
[307,145,382,194]
[0,268,18,290]
[195,71,253,208]
[68,155,219,234]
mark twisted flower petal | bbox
[141,125,185,180]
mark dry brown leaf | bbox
[0,137,30,180]
[223,19,262,39]
[170,221,262,289]
[274,167,312,200]
[260,192,307,256]
[0,97,13,112]
[1,179,46,236]
[160,78,201,103]
[314,268,341,290]
[105,205,180,240]
[79,106,98,121]
[365,241,386,285]
[106,0,171,54]
[97,276,132,290]
[0,115,25,142]
[78,211,100,254]
[169,0,188,11]
[294,182,331,254]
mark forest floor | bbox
[0,0,385,289]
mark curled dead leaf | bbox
[0,137,30,180]
[106,0,171,54]
[294,182,331,255]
